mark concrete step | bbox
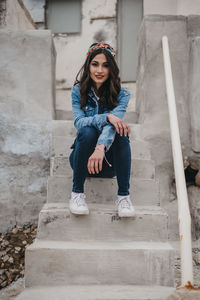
[51,136,151,160]
[52,120,143,140]
[37,203,168,242]
[15,284,175,300]
[55,110,139,123]
[25,240,175,287]
[47,176,160,206]
[50,156,155,179]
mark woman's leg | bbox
[69,126,99,193]
[111,133,134,217]
[112,133,131,196]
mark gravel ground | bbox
[0,278,24,300]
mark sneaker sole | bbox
[69,208,89,215]
[118,211,135,218]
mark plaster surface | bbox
[189,37,200,152]
[3,0,35,29]
[0,29,56,121]
[22,0,45,23]
[136,16,197,240]
[144,0,200,16]
[0,115,52,233]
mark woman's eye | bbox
[104,64,109,68]
[91,63,97,66]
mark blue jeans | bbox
[69,126,131,196]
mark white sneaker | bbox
[116,195,135,217]
[69,192,89,215]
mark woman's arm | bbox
[96,88,131,151]
[106,114,130,137]
[87,144,105,174]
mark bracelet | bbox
[95,146,112,167]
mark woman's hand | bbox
[87,144,105,174]
[107,113,130,136]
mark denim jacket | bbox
[71,84,131,151]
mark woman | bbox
[69,42,135,217]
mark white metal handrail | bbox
[162,36,193,287]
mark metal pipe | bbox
[162,35,193,286]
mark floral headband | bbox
[87,43,116,57]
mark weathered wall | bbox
[0,0,35,30]
[0,30,56,121]
[0,0,6,27]
[144,0,178,15]
[143,0,200,15]
[0,116,52,233]
[22,0,45,28]
[177,0,200,15]
[136,15,200,240]
[188,22,200,152]
[0,30,56,233]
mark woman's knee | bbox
[77,126,99,144]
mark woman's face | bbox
[89,53,110,89]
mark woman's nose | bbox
[97,65,103,72]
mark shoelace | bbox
[73,194,86,207]
[117,197,131,209]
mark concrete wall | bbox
[177,0,200,15]
[0,29,56,121]
[0,116,52,233]
[143,0,200,15]
[0,29,56,233]
[0,0,35,30]
[188,16,200,153]
[136,15,200,240]
[22,0,45,28]
[0,0,6,27]
[144,0,178,15]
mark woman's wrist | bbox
[106,113,111,122]
[95,144,105,152]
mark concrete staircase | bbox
[16,115,176,299]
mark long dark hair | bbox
[74,45,121,109]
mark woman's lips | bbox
[95,75,104,79]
